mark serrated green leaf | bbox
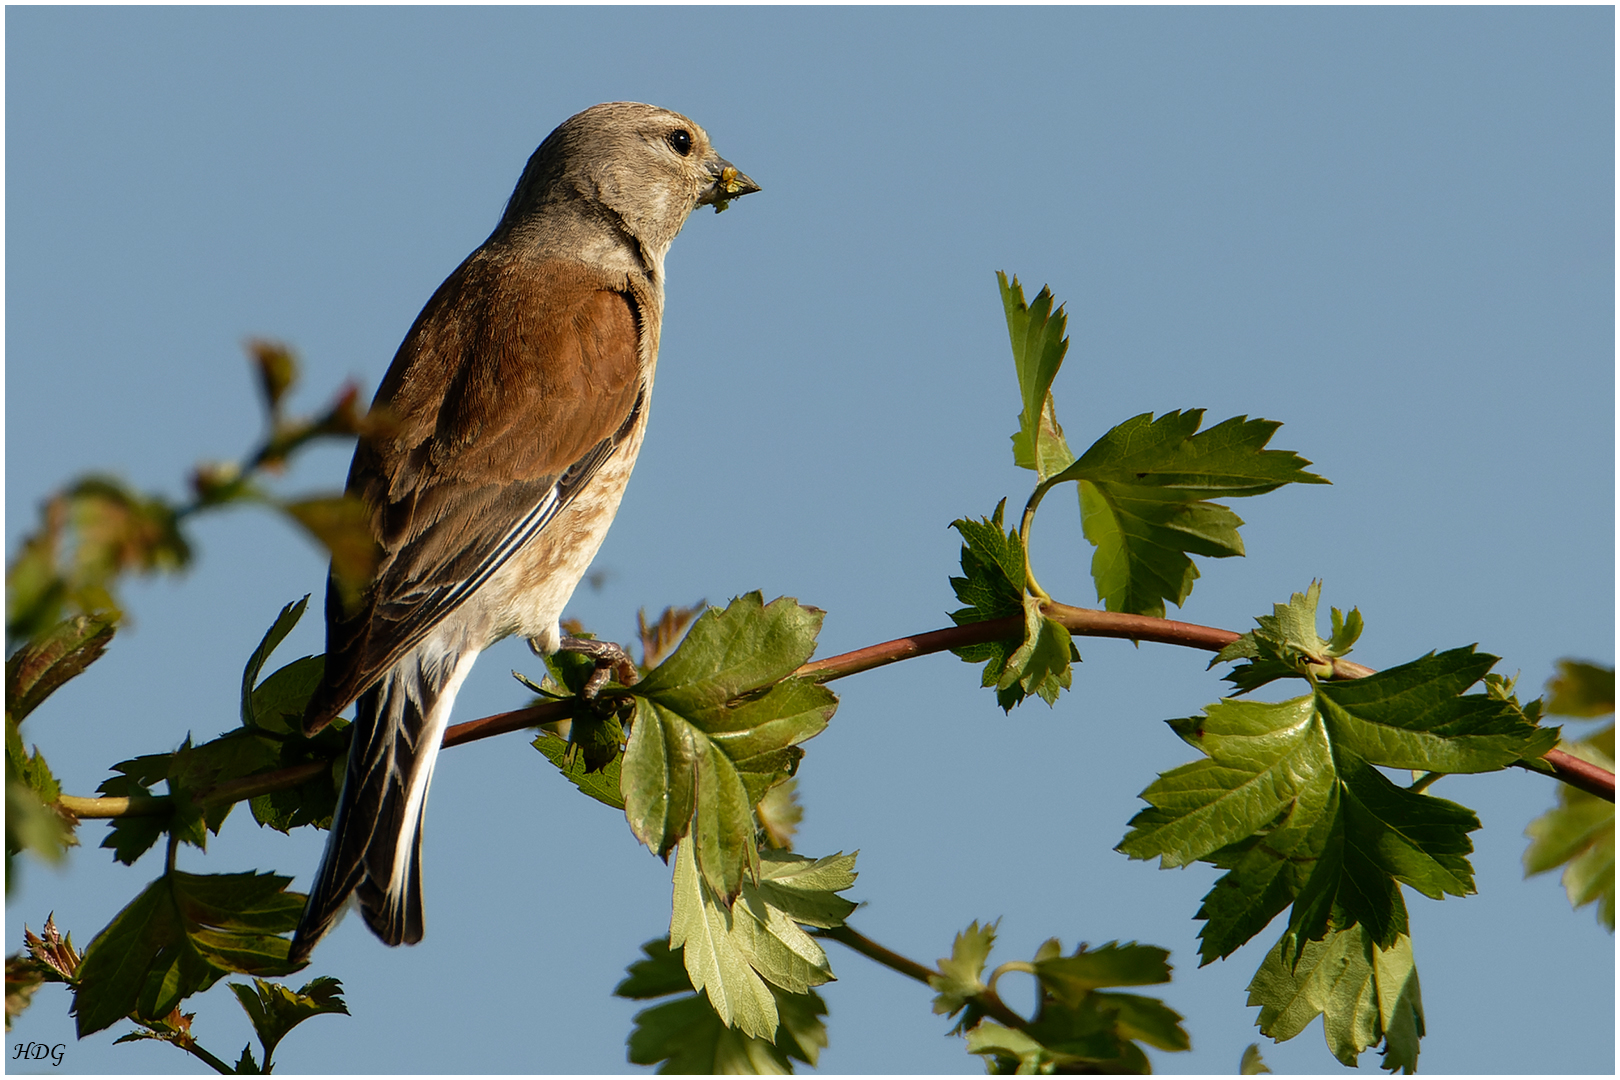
[72,870,303,1037]
[1123,634,1548,978]
[7,953,48,1029]
[996,594,1077,709]
[628,992,790,1073]
[6,614,117,725]
[998,272,1076,483]
[666,840,850,1046]
[948,503,1080,710]
[1033,941,1171,1005]
[754,850,858,929]
[626,599,835,902]
[247,717,347,834]
[1545,660,1615,718]
[1316,648,1556,773]
[616,938,696,1000]
[228,976,348,1067]
[1092,991,1190,1052]
[1525,723,1615,930]
[1051,411,1326,618]
[248,657,324,737]
[1247,923,1423,1074]
[240,598,309,729]
[930,919,996,1019]
[634,593,823,714]
[618,938,829,1072]
[948,501,1029,707]
[627,984,826,1074]
[534,731,626,810]
[1012,395,1078,481]
[623,699,700,859]
[98,753,176,866]
[1240,1042,1272,1074]
[757,778,803,850]
[1214,582,1361,690]
[669,841,780,1039]
[966,1020,1049,1073]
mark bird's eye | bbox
[667,129,693,156]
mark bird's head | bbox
[501,102,759,258]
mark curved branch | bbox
[54,600,1614,817]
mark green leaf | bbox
[247,718,347,834]
[247,339,299,415]
[947,503,1077,710]
[1545,660,1615,718]
[626,595,835,902]
[1240,1042,1273,1074]
[617,938,830,1072]
[6,614,117,724]
[628,992,790,1073]
[533,731,626,810]
[6,774,73,874]
[753,849,858,929]
[668,840,782,1039]
[930,919,996,1021]
[1049,411,1326,618]
[1032,941,1172,1006]
[1213,582,1361,691]
[756,777,803,850]
[240,598,310,730]
[615,938,696,1000]
[633,593,824,712]
[1524,723,1615,930]
[278,496,382,613]
[7,953,47,1030]
[72,870,303,1037]
[1122,636,1550,975]
[997,594,1078,708]
[667,841,850,1042]
[947,502,1026,705]
[958,933,1188,1074]
[228,976,348,1067]
[998,272,1076,482]
[98,753,177,866]
[248,657,325,737]
[965,1020,1051,1074]
[1247,923,1424,1074]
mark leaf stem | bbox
[172,1035,236,1075]
[1019,482,1058,602]
[1408,771,1444,793]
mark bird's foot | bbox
[557,635,638,701]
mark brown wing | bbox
[303,254,644,730]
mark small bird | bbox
[289,102,759,964]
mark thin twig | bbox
[813,924,1030,1032]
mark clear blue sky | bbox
[6,6,1613,1074]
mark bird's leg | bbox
[557,635,639,700]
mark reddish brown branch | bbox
[1535,748,1615,801]
[443,697,577,748]
[55,602,1615,817]
[793,601,1612,801]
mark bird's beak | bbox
[698,157,761,213]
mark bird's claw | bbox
[558,635,638,702]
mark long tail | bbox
[290,644,479,964]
